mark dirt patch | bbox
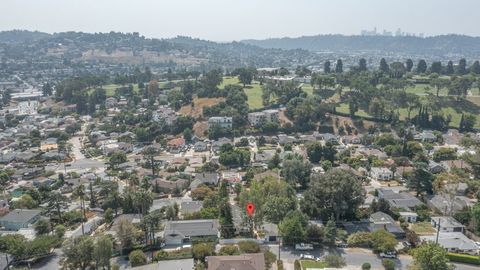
[279,109,292,125]
[193,121,208,138]
[178,97,225,118]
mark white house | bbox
[370,167,393,181]
[431,216,464,233]
[420,232,479,255]
[208,117,233,129]
[399,212,418,223]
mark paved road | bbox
[267,245,479,270]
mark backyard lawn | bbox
[411,222,435,235]
[87,83,140,97]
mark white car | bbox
[380,252,397,258]
[300,254,315,260]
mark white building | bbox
[208,117,232,129]
[248,109,279,126]
[420,232,479,255]
[370,167,393,181]
[153,105,177,125]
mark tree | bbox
[324,61,331,73]
[34,218,51,235]
[445,61,454,75]
[371,230,397,253]
[116,217,137,253]
[457,58,467,75]
[382,259,395,270]
[430,62,442,74]
[411,242,454,270]
[219,201,234,238]
[202,69,223,93]
[301,169,364,220]
[54,224,66,238]
[281,156,312,189]
[129,250,147,267]
[305,224,324,244]
[237,68,254,87]
[47,192,67,222]
[416,60,427,74]
[63,235,94,270]
[238,240,261,253]
[406,59,414,72]
[380,58,389,73]
[278,210,307,246]
[94,235,113,270]
[359,58,367,71]
[264,196,296,224]
[142,146,160,176]
[193,243,215,263]
[42,82,53,96]
[108,151,127,170]
[471,203,480,233]
[407,164,433,197]
[104,208,114,224]
[73,184,87,235]
[324,218,337,244]
[470,60,480,74]
[335,59,343,73]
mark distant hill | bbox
[0,30,51,44]
[242,34,480,56]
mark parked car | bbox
[380,252,397,258]
[300,254,315,260]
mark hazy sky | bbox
[1,0,479,41]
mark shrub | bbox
[347,232,372,247]
[294,260,301,270]
[371,230,397,253]
[382,258,395,270]
[218,245,239,255]
[447,253,480,265]
[362,262,371,270]
[129,250,147,267]
[154,250,168,261]
[277,260,284,270]
[238,240,260,253]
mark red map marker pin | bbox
[246,203,255,217]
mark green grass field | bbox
[300,260,327,269]
[220,76,264,110]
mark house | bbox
[40,138,58,151]
[440,160,471,172]
[152,105,177,125]
[431,216,464,233]
[190,173,219,189]
[153,178,188,193]
[221,172,242,185]
[208,117,233,129]
[342,135,362,145]
[163,219,220,246]
[378,188,424,211]
[420,232,479,255]
[0,209,41,231]
[105,97,117,108]
[428,194,474,215]
[354,147,388,159]
[211,137,232,152]
[428,160,446,174]
[399,212,418,223]
[167,137,185,153]
[261,223,279,243]
[414,130,437,142]
[370,167,393,181]
[194,141,208,152]
[369,211,405,238]
[180,201,203,216]
[206,253,265,270]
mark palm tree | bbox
[73,185,87,235]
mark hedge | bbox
[447,253,480,265]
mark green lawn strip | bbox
[300,260,327,269]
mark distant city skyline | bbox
[1,0,480,41]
